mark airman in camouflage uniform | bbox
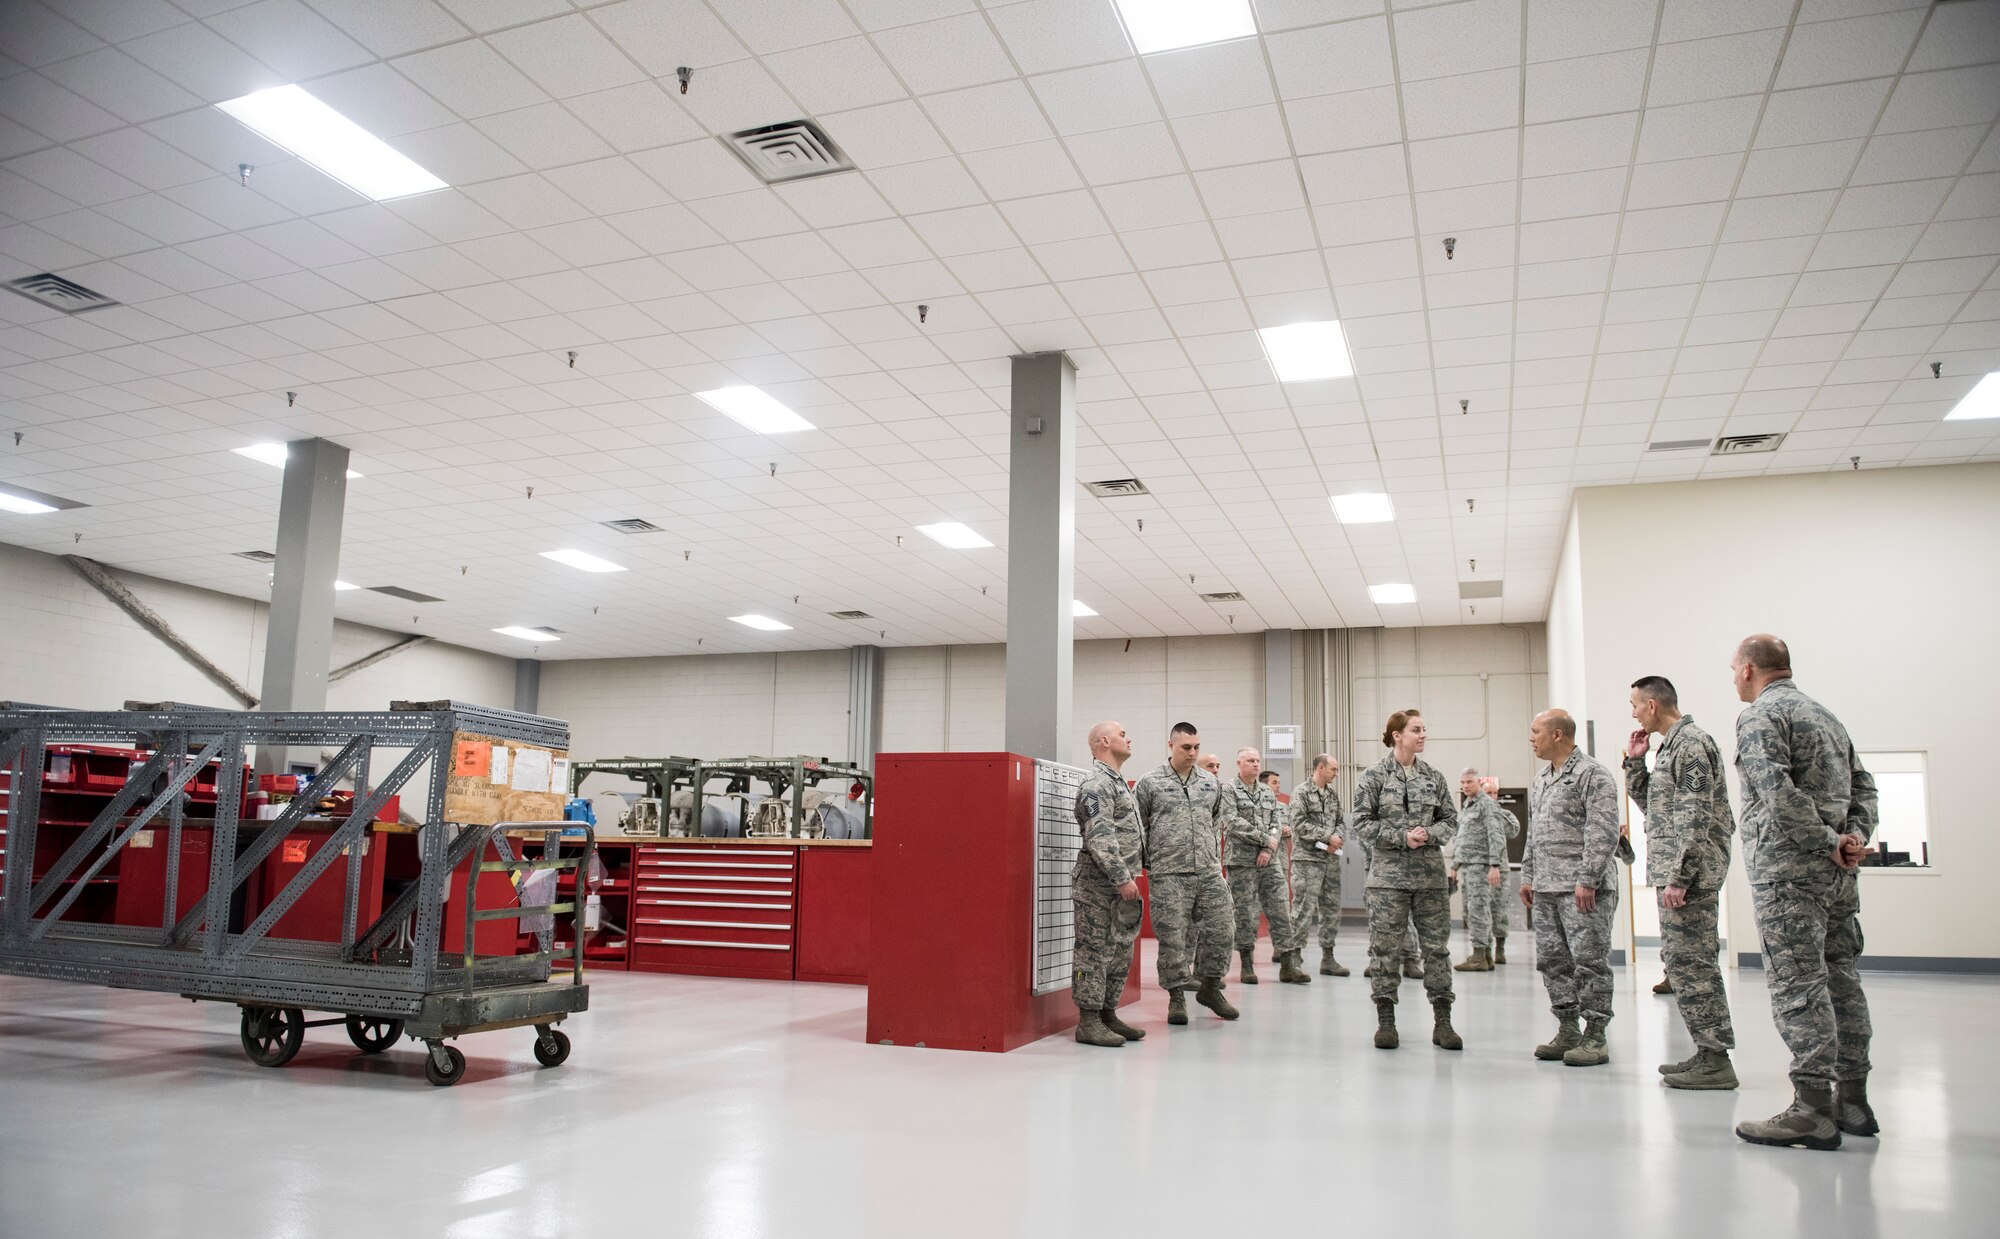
[1223,748,1304,984]
[1286,755,1350,977]
[1729,636,1879,1151]
[1133,722,1240,1025]
[1353,710,1461,1050]
[1625,676,1739,1090]
[1451,767,1513,972]
[1524,709,1621,1068]
[1071,722,1148,1048]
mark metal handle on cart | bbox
[460,820,595,996]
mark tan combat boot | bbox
[1074,1009,1124,1047]
[1453,946,1492,972]
[1166,990,1188,1026]
[1653,976,1674,995]
[1194,976,1240,1020]
[1563,1017,1610,1067]
[1836,1077,1880,1136]
[1736,1082,1841,1150]
[1320,949,1349,977]
[1535,1016,1580,1060]
[1431,1000,1462,1051]
[1239,949,1259,984]
[1279,952,1311,984]
[1493,938,1507,964]
[1402,958,1425,980]
[1100,1006,1145,1041]
[1663,1046,1738,1090]
[1373,1000,1399,1049]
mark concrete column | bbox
[260,438,348,714]
[514,659,541,714]
[847,645,883,770]
[1003,352,1076,764]
[1264,629,1296,788]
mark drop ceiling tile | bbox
[1172,105,1295,171]
[210,0,375,81]
[874,12,1016,95]
[1393,0,1522,82]
[1283,86,1404,156]
[1756,78,1896,147]
[474,102,617,170]
[1647,29,1786,108]
[1063,121,1186,185]
[1266,17,1394,99]
[591,0,749,77]
[1403,66,1520,140]
[1523,113,1640,178]
[1145,38,1275,119]
[393,39,549,120]
[1524,48,1648,123]
[986,0,1133,74]
[1638,95,1763,162]
[1877,65,2000,134]
[1526,0,1660,62]
[1774,10,1926,90]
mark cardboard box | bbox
[441,733,571,826]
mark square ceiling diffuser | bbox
[723,120,855,184]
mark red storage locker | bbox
[629,843,796,980]
[794,845,870,985]
[252,825,386,943]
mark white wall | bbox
[0,541,515,713]
[1554,463,2000,963]
[1345,624,1548,791]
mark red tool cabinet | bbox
[866,752,1139,1053]
[620,838,872,983]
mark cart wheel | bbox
[424,1044,467,1087]
[345,1015,405,1054]
[240,1007,305,1068]
[532,1026,571,1067]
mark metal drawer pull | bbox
[651,919,793,930]
[639,937,789,951]
[645,885,793,896]
[653,899,793,910]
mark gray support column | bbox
[847,645,883,770]
[1003,352,1076,763]
[1264,629,1296,788]
[514,658,541,714]
[258,438,347,775]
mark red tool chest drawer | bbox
[630,845,796,980]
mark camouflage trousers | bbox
[1285,858,1342,956]
[1657,885,1735,1050]
[1229,859,1296,955]
[1367,888,1454,1005]
[1751,873,1871,1085]
[1071,877,1143,1009]
[1149,870,1235,990]
[1534,887,1618,1022]
[1460,868,1507,949]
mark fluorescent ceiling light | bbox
[540,548,626,574]
[729,614,793,632]
[1114,0,1257,54]
[1944,371,2000,420]
[1073,600,1098,617]
[232,443,362,479]
[1368,584,1417,606]
[217,85,446,201]
[493,626,561,642]
[694,386,814,435]
[1258,320,1355,382]
[0,492,58,515]
[1330,492,1395,524]
[334,580,359,591]
[915,521,993,549]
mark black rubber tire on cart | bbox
[240,1007,305,1068]
[424,1044,467,1087]
[532,1026,571,1067]
[345,1015,405,1053]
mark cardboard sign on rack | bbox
[442,733,568,825]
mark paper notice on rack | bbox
[510,747,551,793]
[452,740,490,778]
[551,758,571,796]
[488,744,511,787]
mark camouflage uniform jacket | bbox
[1073,759,1144,889]
[1623,715,1734,892]
[1132,762,1225,876]
[1524,748,1621,893]
[1452,794,1513,868]
[1353,755,1457,890]
[1734,679,1878,886]
[1287,778,1345,863]
[1220,776,1282,867]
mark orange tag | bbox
[453,741,491,778]
[282,839,309,864]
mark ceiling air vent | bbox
[1713,433,1786,456]
[828,610,873,620]
[234,550,277,563]
[1201,591,1244,603]
[368,586,445,603]
[723,120,854,184]
[1084,478,1150,498]
[1647,438,1711,453]
[4,272,119,314]
[601,518,664,534]
[1458,580,1503,600]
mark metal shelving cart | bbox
[0,702,590,1086]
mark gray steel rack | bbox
[0,702,590,1087]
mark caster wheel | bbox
[345,1015,405,1054]
[424,1044,467,1087]
[241,1007,305,1068]
[532,1027,571,1067]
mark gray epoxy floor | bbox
[2,944,1994,1239]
